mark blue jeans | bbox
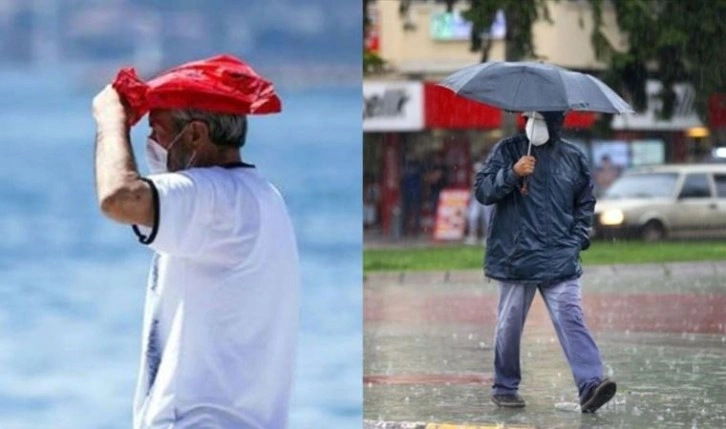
[492,279,603,400]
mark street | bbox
[365,262,726,429]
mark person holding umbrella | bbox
[440,61,633,413]
[475,110,615,413]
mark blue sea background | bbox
[0,68,361,428]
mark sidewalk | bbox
[364,262,726,428]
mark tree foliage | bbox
[590,0,726,121]
[458,0,726,121]
[460,0,553,62]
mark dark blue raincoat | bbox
[474,113,595,284]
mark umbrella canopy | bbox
[439,61,634,114]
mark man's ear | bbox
[189,120,210,148]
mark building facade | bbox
[364,0,711,240]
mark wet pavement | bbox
[364,262,726,429]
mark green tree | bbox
[456,0,726,122]
[460,0,554,63]
[590,0,726,122]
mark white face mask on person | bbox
[525,113,549,146]
[145,126,196,174]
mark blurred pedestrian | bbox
[401,153,424,236]
[364,173,380,229]
[465,156,492,245]
[594,154,622,195]
[425,151,448,215]
[93,55,299,429]
[475,111,616,413]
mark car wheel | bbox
[641,221,666,242]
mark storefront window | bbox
[592,140,629,195]
[363,129,502,239]
[631,139,666,166]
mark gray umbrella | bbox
[439,61,634,114]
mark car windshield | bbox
[604,173,678,199]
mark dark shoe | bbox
[581,378,617,413]
[491,393,526,408]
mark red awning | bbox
[424,82,501,129]
[515,111,598,129]
[564,111,598,129]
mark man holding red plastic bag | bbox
[93,55,299,429]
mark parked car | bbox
[592,164,726,241]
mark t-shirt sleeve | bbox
[132,172,212,256]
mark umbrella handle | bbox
[520,177,529,195]
[521,139,532,194]
[526,111,534,156]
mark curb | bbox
[363,422,426,429]
[364,261,725,285]
[363,421,535,429]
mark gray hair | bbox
[170,109,248,148]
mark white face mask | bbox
[145,138,170,174]
[525,115,549,146]
[145,126,193,174]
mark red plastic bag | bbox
[112,54,281,126]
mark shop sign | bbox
[430,9,505,41]
[365,6,379,53]
[364,81,424,131]
[433,189,470,241]
[430,11,471,41]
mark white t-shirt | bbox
[131,164,299,429]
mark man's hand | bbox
[92,85,127,128]
[513,156,536,177]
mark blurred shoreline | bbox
[0,61,361,94]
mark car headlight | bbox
[600,209,625,226]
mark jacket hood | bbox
[540,111,566,142]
